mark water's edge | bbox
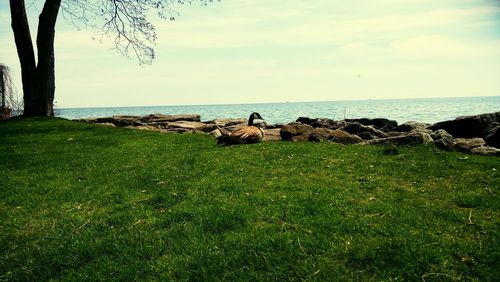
[57,96,500,125]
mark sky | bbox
[1,0,500,108]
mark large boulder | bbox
[326,129,364,144]
[341,122,387,138]
[199,123,219,133]
[356,132,377,140]
[308,128,364,144]
[484,124,500,148]
[366,132,434,146]
[263,128,282,141]
[428,112,500,138]
[452,138,486,151]
[280,122,314,141]
[394,121,431,133]
[309,128,335,142]
[431,129,454,150]
[344,118,398,131]
[470,146,500,156]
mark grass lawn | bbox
[0,118,499,281]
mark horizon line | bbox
[57,95,500,110]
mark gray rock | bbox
[280,122,314,141]
[76,118,98,123]
[291,134,311,142]
[470,146,500,156]
[366,132,434,146]
[97,122,116,127]
[344,118,398,131]
[394,121,430,132]
[428,112,500,138]
[341,122,387,138]
[431,129,454,150]
[199,123,219,133]
[209,129,223,138]
[357,132,377,140]
[96,115,142,126]
[309,128,335,142]
[296,117,317,125]
[295,117,340,129]
[263,128,282,141]
[385,131,407,137]
[453,138,486,151]
[484,124,499,148]
[326,129,364,144]
[165,121,207,131]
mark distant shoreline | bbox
[56,96,500,125]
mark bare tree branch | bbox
[60,0,219,64]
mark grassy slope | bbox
[0,118,499,281]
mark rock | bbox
[125,125,161,131]
[428,112,500,138]
[291,134,311,142]
[308,128,364,144]
[309,128,335,142]
[295,117,342,129]
[393,121,430,132]
[209,129,223,138]
[327,129,364,144]
[165,121,207,131]
[97,122,116,127]
[210,118,247,127]
[366,132,434,146]
[452,138,486,151]
[280,122,314,141]
[76,118,98,123]
[357,132,377,140]
[385,131,407,137]
[96,115,142,126]
[140,114,201,123]
[296,117,317,125]
[263,128,282,141]
[470,146,500,156]
[341,122,387,138]
[431,129,454,150]
[199,123,219,133]
[344,118,398,131]
[484,124,499,148]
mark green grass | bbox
[0,118,499,281]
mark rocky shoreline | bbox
[76,111,500,156]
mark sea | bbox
[57,96,500,125]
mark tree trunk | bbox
[0,68,5,110]
[10,0,61,117]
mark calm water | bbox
[57,96,500,125]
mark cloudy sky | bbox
[1,0,499,108]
